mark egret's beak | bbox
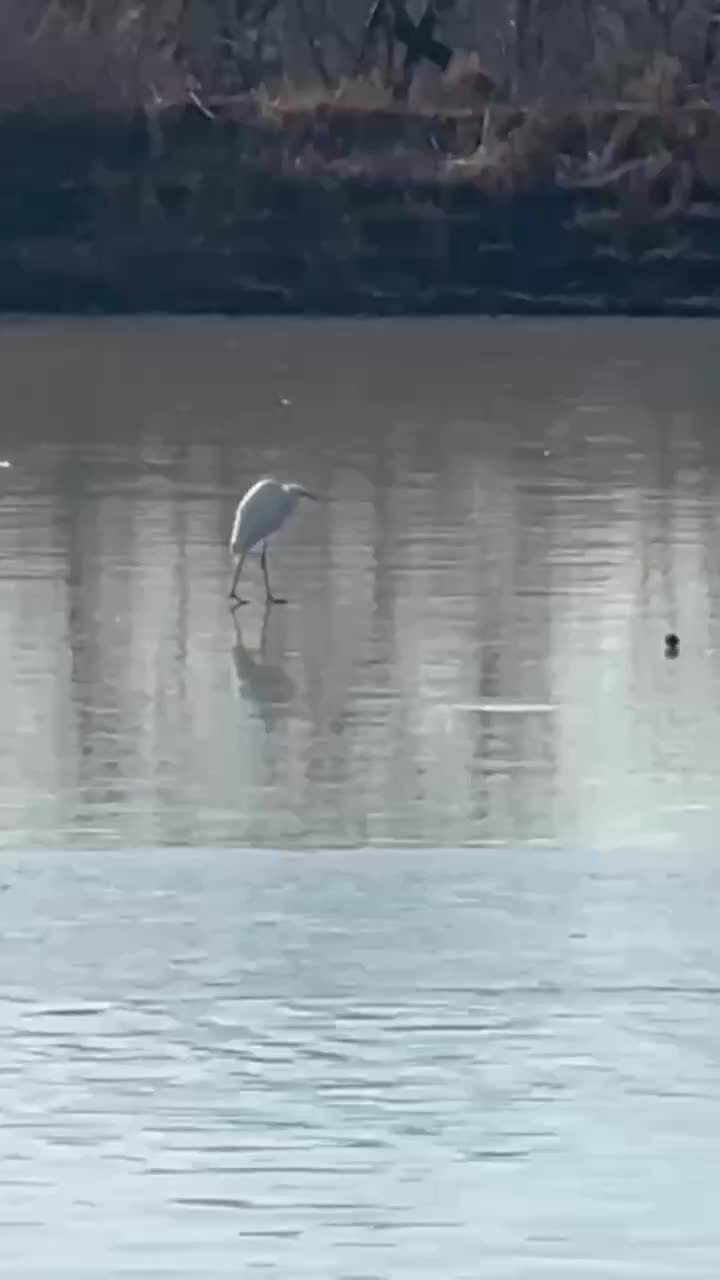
[299,488,318,501]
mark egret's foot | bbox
[229,595,249,610]
[267,595,288,606]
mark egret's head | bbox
[283,482,317,504]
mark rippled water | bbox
[2,317,720,1276]
[3,847,720,1278]
[3,848,720,1277]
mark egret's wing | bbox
[230,478,285,553]
[229,500,245,551]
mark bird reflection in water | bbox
[231,603,296,734]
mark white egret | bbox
[229,477,317,606]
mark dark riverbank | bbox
[2,93,720,316]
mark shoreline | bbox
[1,94,720,317]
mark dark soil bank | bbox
[2,96,720,315]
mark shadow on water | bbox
[231,604,296,734]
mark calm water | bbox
[1,317,720,1275]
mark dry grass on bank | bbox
[0,1,188,112]
[3,1,720,217]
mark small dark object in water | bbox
[665,632,679,659]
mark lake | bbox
[0,316,719,1276]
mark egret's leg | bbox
[229,552,249,607]
[261,542,287,605]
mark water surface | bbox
[1,318,720,1277]
[1,845,720,1278]
[1,316,719,849]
